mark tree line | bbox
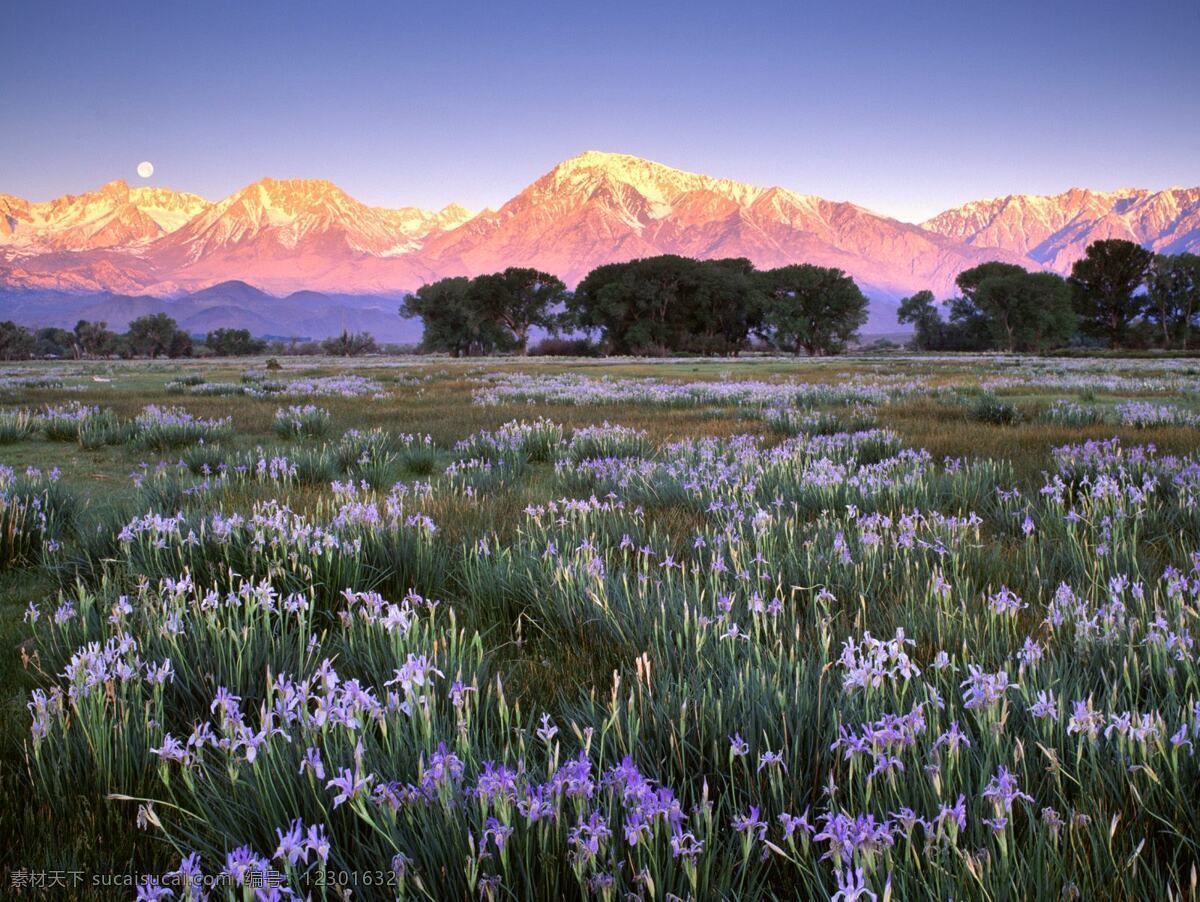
[899,240,1200,352]
[403,257,870,356]
[0,314,384,360]
[5,240,1191,361]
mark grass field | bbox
[2,352,1199,899]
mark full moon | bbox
[136,161,154,179]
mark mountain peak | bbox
[549,150,713,186]
[528,150,779,219]
[3,156,1197,316]
[254,176,340,193]
[232,177,352,212]
[923,184,1199,269]
[186,279,275,302]
[554,150,654,173]
[0,179,210,252]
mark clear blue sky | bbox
[4,0,1197,222]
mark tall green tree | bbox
[402,277,511,356]
[569,256,764,355]
[127,313,187,359]
[757,264,868,356]
[205,327,267,356]
[1145,253,1200,349]
[945,262,1022,350]
[167,330,194,359]
[955,262,1028,304]
[0,321,35,360]
[942,297,993,351]
[896,288,997,352]
[973,271,1076,351]
[1069,239,1152,347]
[74,320,118,358]
[33,327,78,358]
[897,290,944,351]
[681,258,763,355]
[571,256,690,354]
[468,267,568,354]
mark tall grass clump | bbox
[564,422,652,462]
[967,392,1023,425]
[273,404,333,439]
[0,466,75,569]
[38,402,105,441]
[1041,398,1106,426]
[164,374,208,393]
[764,404,877,436]
[0,408,36,443]
[394,433,441,475]
[132,405,233,451]
[78,408,133,449]
[454,418,563,464]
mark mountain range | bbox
[2,151,1197,335]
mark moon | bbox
[136,161,154,179]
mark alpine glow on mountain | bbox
[2,152,1197,316]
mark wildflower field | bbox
[2,353,1200,900]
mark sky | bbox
[4,0,1198,223]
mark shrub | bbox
[528,336,601,357]
[968,393,1022,425]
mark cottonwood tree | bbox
[1145,253,1200,349]
[682,257,763,355]
[0,321,35,360]
[568,256,764,355]
[74,320,118,358]
[955,262,1028,303]
[571,256,688,354]
[949,262,1025,350]
[973,270,1076,351]
[897,290,944,350]
[469,267,567,354]
[1069,239,1152,347]
[127,313,189,359]
[896,289,993,352]
[401,276,513,356]
[33,327,78,358]
[205,328,267,356]
[757,264,868,356]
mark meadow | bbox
[1,352,1199,900]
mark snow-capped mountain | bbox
[0,180,210,252]
[419,151,1028,297]
[0,177,474,295]
[2,152,1196,327]
[154,178,471,262]
[923,187,1200,272]
[136,178,470,293]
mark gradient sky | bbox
[4,0,1198,223]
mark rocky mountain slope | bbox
[923,186,1200,272]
